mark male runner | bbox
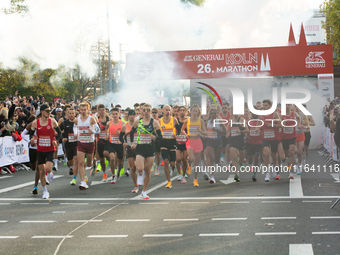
[175,106,188,183]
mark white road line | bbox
[0,203,10,205]
[100,203,129,205]
[60,203,89,205]
[261,201,291,203]
[261,217,296,220]
[255,232,296,236]
[0,175,63,194]
[312,231,340,235]
[131,176,179,200]
[0,236,18,239]
[212,218,247,221]
[199,233,239,237]
[143,234,183,237]
[116,219,150,222]
[21,203,49,205]
[289,175,303,197]
[0,220,8,223]
[220,175,235,185]
[20,221,57,223]
[139,202,169,205]
[180,202,209,204]
[52,211,66,214]
[302,201,332,203]
[88,235,128,238]
[310,216,340,219]
[32,236,73,239]
[163,219,199,221]
[289,244,314,255]
[0,176,13,180]
[67,220,102,223]
[220,201,249,204]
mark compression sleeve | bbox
[155,129,163,142]
[175,123,181,135]
[55,126,62,140]
[130,126,137,143]
[21,129,30,143]
[119,131,126,143]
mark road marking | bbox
[60,203,89,205]
[220,175,235,185]
[312,231,340,235]
[163,219,199,221]
[131,176,178,200]
[0,203,10,205]
[212,218,247,221]
[289,244,314,255]
[139,202,169,205]
[261,201,291,203]
[67,220,102,223]
[199,233,239,237]
[0,176,13,180]
[261,217,296,220]
[88,235,128,238]
[255,232,296,236]
[180,202,209,204]
[330,173,340,182]
[310,216,340,219]
[220,201,249,204]
[116,219,150,222]
[289,175,303,197]
[21,203,50,205]
[90,177,113,186]
[32,236,73,238]
[53,211,66,214]
[0,220,8,223]
[302,201,332,203]
[20,221,57,223]
[100,203,129,205]
[143,234,183,237]
[0,175,63,194]
[0,236,18,239]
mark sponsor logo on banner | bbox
[0,142,3,159]
[16,144,27,156]
[5,146,14,157]
[305,52,325,68]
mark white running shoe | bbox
[137,172,145,186]
[209,177,216,184]
[141,191,149,199]
[272,171,277,179]
[47,172,54,183]
[85,166,91,171]
[42,191,50,199]
[177,175,183,181]
[265,172,270,182]
[220,156,225,163]
[181,178,187,184]
[79,181,89,190]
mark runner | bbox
[159,105,178,188]
[130,103,162,199]
[60,108,79,185]
[294,105,309,174]
[52,107,63,171]
[181,104,207,187]
[302,104,315,165]
[31,104,61,199]
[106,108,125,184]
[219,102,231,165]
[152,108,161,176]
[73,102,100,190]
[175,105,188,183]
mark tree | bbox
[320,0,340,65]
[2,0,28,14]
[180,0,205,7]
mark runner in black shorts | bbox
[152,108,161,176]
[175,106,188,183]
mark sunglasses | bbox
[44,109,51,112]
[143,109,151,112]
[152,112,157,114]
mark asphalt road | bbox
[0,149,340,255]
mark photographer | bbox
[0,108,16,137]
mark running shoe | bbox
[85,166,91,171]
[52,166,57,172]
[141,191,149,199]
[193,179,199,187]
[220,156,225,163]
[177,175,183,181]
[165,181,172,188]
[131,186,139,193]
[102,173,107,182]
[42,191,50,199]
[79,182,89,190]
[69,168,73,175]
[152,163,156,172]
[272,171,278,179]
[203,173,210,180]
[252,175,257,182]
[111,176,117,184]
[209,177,216,184]
[265,172,270,182]
[120,168,124,176]
[154,168,160,176]
[187,165,191,175]
[170,169,173,177]
[96,163,102,172]
[234,174,240,182]
[90,167,97,177]
[137,172,145,186]
[31,187,38,195]
[85,175,88,183]
[105,159,109,168]
[297,165,302,175]
[125,169,130,177]
[47,172,54,183]
[288,173,294,179]
[275,175,281,180]
[181,178,187,184]
[70,179,76,185]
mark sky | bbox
[0,0,326,75]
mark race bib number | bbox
[79,132,92,143]
[283,127,294,134]
[33,136,38,144]
[99,131,106,140]
[176,135,187,144]
[110,135,121,144]
[230,127,240,137]
[189,125,200,135]
[207,128,217,139]
[139,133,152,144]
[264,130,275,139]
[68,133,75,143]
[250,129,260,136]
[162,128,174,139]
[39,136,51,147]
[127,132,137,145]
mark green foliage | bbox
[320,0,340,65]
[180,0,205,7]
[2,0,28,14]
